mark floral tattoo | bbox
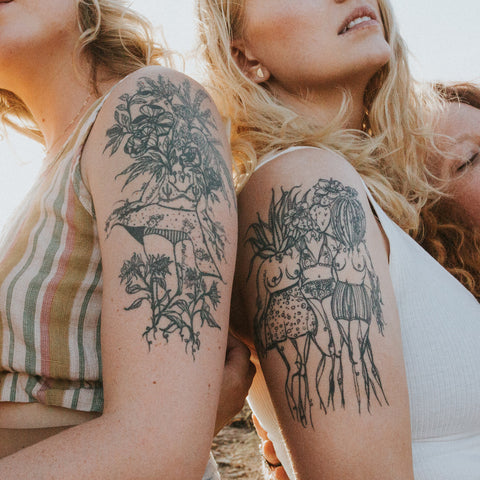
[104,75,234,358]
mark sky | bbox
[0,0,479,227]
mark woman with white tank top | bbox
[196,0,480,478]
[247,147,480,480]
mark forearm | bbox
[0,412,213,480]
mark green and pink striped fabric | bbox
[0,99,107,412]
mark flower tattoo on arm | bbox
[104,75,234,359]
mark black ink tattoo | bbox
[104,75,233,358]
[247,179,387,426]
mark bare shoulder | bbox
[82,65,232,188]
[239,146,367,227]
[246,146,361,195]
[97,65,220,120]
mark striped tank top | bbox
[0,97,108,412]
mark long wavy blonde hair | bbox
[196,0,442,234]
[0,0,170,145]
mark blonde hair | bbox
[0,0,170,145]
[417,82,480,300]
[196,0,441,233]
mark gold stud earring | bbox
[256,67,265,80]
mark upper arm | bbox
[236,149,413,479]
[81,67,236,473]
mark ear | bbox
[231,40,270,84]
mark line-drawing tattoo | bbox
[247,178,387,426]
[104,75,233,358]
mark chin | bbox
[369,35,392,59]
[362,43,392,75]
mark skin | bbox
[216,334,256,433]
[235,0,391,128]
[434,102,480,226]
[0,0,242,477]
[232,0,414,478]
[0,0,97,155]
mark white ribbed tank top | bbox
[247,147,480,480]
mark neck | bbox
[6,54,117,159]
[270,79,368,131]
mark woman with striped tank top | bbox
[0,1,251,478]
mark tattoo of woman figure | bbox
[246,179,387,427]
[104,75,234,359]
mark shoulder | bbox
[240,146,367,219]
[101,65,215,114]
[249,146,362,192]
[236,145,389,268]
[82,65,231,189]
[91,65,225,145]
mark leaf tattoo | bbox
[105,75,233,358]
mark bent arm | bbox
[236,148,413,479]
[0,67,237,479]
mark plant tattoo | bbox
[104,75,233,358]
[247,179,387,426]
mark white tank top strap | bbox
[255,145,340,172]
[359,178,401,238]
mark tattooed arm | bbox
[0,67,236,479]
[235,148,413,479]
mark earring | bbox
[256,67,265,80]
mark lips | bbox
[338,5,378,35]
